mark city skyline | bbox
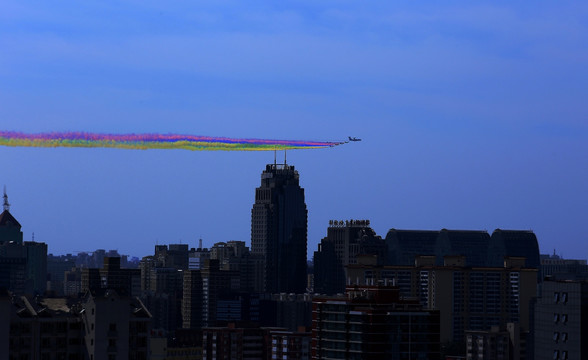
[2,1,587,259]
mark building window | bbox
[562,332,568,342]
[562,351,568,359]
[553,332,559,342]
[562,314,568,324]
[562,292,568,303]
[554,293,560,303]
[109,323,117,332]
[553,350,559,359]
[554,313,559,323]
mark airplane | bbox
[348,136,362,142]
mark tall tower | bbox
[251,162,308,294]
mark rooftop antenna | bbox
[199,238,203,250]
[284,149,287,165]
[3,186,9,212]
[32,232,35,242]
[274,148,277,166]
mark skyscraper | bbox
[251,162,307,294]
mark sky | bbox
[1,1,587,260]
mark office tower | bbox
[251,163,308,294]
[0,190,28,294]
[0,189,23,244]
[534,279,588,360]
[313,219,385,295]
[24,241,47,295]
[312,284,441,359]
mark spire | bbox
[3,186,9,212]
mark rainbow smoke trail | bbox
[0,131,345,151]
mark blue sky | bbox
[1,1,587,259]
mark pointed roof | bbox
[0,210,21,229]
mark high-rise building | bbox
[313,219,385,295]
[251,163,308,294]
[0,189,47,295]
[24,241,47,295]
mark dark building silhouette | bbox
[312,284,441,359]
[251,163,308,294]
[385,228,540,270]
[0,190,26,294]
[347,255,537,352]
[81,256,140,296]
[155,244,189,270]
[540,252,588,280]
[313,219,385,295]
[0,190,47,295]
[46,254,76,296]
[0,289,151,359]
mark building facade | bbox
[534,280,588,360]
[313,219,385,295]
[312,284,440,360]
[251,163,308,294]
[346,255,537,348]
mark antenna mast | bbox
[3,186,9,212]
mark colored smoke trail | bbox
[0,131,344,151]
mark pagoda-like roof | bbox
[0,210,21,229]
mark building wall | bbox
[82,291,151,360]
[346,256,537,344]
[312,285,440,360]
[534,280,588,360]
[24,241,48,295]
[251,164,307,294]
